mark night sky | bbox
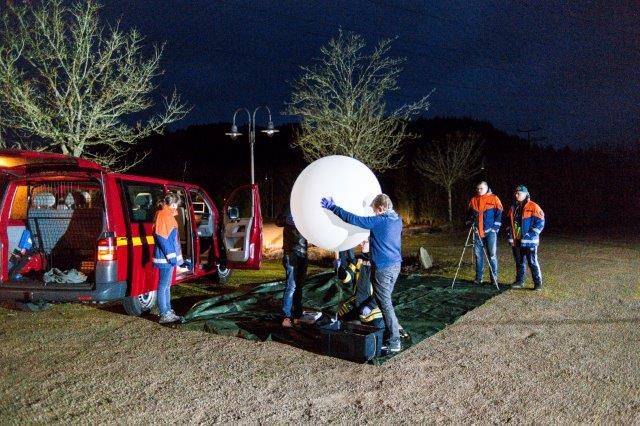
[101,0,640,149]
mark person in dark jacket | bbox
[276,205,308,327]
[321,193,403,353]
[505,185,545,290]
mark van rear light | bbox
[97,237,117,261]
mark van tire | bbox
[122,291,157,316]
[216,265,232,284]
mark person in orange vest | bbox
[467,181,503,285]
[153,192,184,324]
[505,185,545,290]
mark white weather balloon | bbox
[290,155,381,252]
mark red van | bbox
[0,150,263,315]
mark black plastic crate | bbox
[317,322,385,363]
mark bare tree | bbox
[287,30,431,172]
[414,132,483,223]
[0,0,189,171]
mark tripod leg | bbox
[451,226,473,289]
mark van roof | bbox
[0,150,105,174]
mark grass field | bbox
[1,228,638,423]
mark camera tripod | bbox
[451,225,499,290]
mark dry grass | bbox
[1,229,638,424]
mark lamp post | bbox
[226,106,279,185]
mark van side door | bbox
[187,188,220,274]
[119,180,165,297]
[221,184,262,270]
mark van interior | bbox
[5,180,104,287]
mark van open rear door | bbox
[221,184,262,270]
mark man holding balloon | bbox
[321,193,403,353]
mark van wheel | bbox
[122,291,157,316]
[216,265,232,284]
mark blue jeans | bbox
[282,253,308,319]
[373,263,401,345]
[512,243,542,286]
[474,230,498,282]
[157,267,174,316]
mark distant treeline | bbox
[131,117,639,229]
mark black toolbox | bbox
[315,322,385,363]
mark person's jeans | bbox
[512,243,542,286]
[373,263,401,345]
[474,230,498,282]
[157,267,174,316]
[282,253,308,319]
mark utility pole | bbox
[517,126,546,144]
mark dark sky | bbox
[101,0,640,149]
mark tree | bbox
[414,132,483,223]
[287,30,431,171]
[0,0,189,170]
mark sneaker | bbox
[382,340,401,353]
[511,282,525,289]
[282,317,292,328]
[159,310,182,324]
[533,285,542,291]
[473,280,482,286]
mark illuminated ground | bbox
[1,230,638,423]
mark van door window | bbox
[189,189,215,267]
[122,183,164,223]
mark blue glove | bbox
[333,259,341,270]
[320,197,335,210]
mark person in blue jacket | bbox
[505,185,545,290]
[153,192,184,324]
[321,193,403,353]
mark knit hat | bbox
[515,184,528,194]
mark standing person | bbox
[506,185,545,290]
[276,205,308,327]
[153,192,183,324]
[467,181,503,285]
[321,194,403,353]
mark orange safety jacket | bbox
[506,200,545,248]
[468,193,503,238]
[152,205,183,268]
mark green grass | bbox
[171,227,640,305]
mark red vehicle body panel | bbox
[0,150,260,302]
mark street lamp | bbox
[226,106,279,185]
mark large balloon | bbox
[290,155,381,252]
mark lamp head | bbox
[261,121,279,137]
[225,124,242,140]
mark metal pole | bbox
[250,118,255,185]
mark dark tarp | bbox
[181,272,503,363]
